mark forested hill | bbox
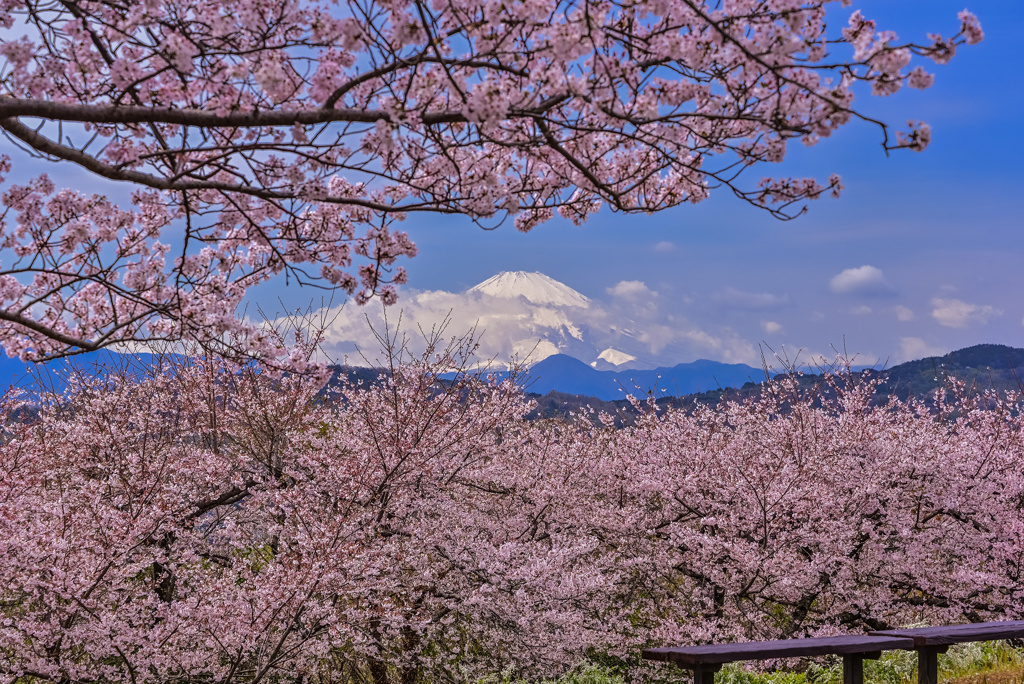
[872,343,1024,399]
[521,344,1024,422]
[323,344,1024,424]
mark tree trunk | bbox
[370,659,389,684]
[401,626,420,684]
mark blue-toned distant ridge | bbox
[7,345,1021,404]
[522,354,765,400]
[0,349,767,400]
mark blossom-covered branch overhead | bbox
[0,0,982,360]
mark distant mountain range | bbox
[5,345,1024,418]
[8,274,1017,409]
[0,348,767,403]
[518,343,1024,423]
[520,354,767,401]
[522,344,1024,403]
[0,350,186,395]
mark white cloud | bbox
[606,280,656,300]
[512,338,560,361]
[830,265,896,297]
[900,337,947,362]
[712,287,788,310]
[653,241,676,253]
[672,327,757,364]
[930,298,1001,328]
[851,305,873,315]
[314,288,587,366]
[894,305,914,322]
[763,321,782,334]
[310,275,762,367]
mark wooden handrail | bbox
[643,621,1024,684]
[870,622,1024,684]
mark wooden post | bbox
[918,646,949,684]
[844,650,881,684]
[693,664,722,684]
[843,654,864,684]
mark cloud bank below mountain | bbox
[314,271,759,368]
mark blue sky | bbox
[298,0,1022,366]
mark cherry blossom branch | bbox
[0,0,983,360]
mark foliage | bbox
[477,663,626,684]
[0,0,982,360]
[2,336,1024,684]
[720,664,808,684]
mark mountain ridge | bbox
[520,343,1024,423]
[4,344,1023,412]
[522,354,766,400]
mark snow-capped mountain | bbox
[321,270,756,371]
[594,348,636,368]
[462,271,598,363]
[462,271,651,368]
[469,271,591,308]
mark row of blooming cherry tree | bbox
[0,0,982,361]
[1,338,1021,684]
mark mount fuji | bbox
[459,270,643,369]
[313,269,763,384]
[445,271,763,398]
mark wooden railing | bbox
[643,621,1024,684]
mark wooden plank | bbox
[642,636,916,667]
[870,621,1024,647]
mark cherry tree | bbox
[0,355,333,684]
[0,335,630,684]
[611,373,1024,648]
[0,0,983,360]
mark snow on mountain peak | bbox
[596,348,636,367]
[468,271,591,308]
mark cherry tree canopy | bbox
[0,0,982,361]
[2,346,1023,684]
